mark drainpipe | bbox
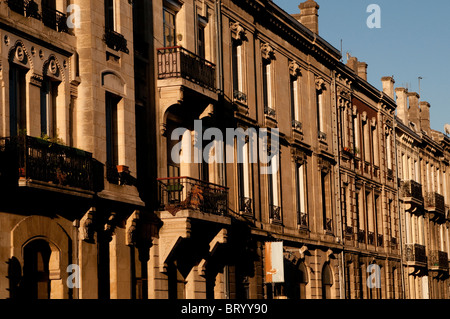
[393,115,406,298]
[215,0,223,94]
[332,70,346,299]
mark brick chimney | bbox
[420,101,431,135]
[357,62,368,81]
[381,76,395,100]
[395,87,408,124]
[407,92,421,130]
[298,0,320,34]
[346,56,358,73]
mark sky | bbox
[273,0,450,133]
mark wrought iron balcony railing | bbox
[269,204,281,223]
[25,0,40,19]
[104,28,129,54]
[377,234,384,247]
[345,225,353,236]
[42,5,68,33]
[234,90,247,103]
[157,177,228,216]
[400,180,424,202]
[425,192,445,216]
[318,131,327,141]
[404,243,427,266]
[6,0,25,15]
[239,196,253,215]
[157,46,216,91]
[357,229,366,243]
[0,135,103,192]
[297,211,308,229]
[387,168,394,180]
[324,218,333,233]
[292,120,302,131]
[264,106,276,118]
[368,231,375,245]
[428,250,448,271]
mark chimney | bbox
[407,92,421,130]
[420,101,431,135]
[298,0,320,34]
[381,76,395,100]
[395,87,408,124]
[357,62,368,81]
[346,56,358,73]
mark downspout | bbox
[215,0,229,300]
[393,115,406,298]
[333,69,346,299]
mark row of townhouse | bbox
[0,0,448,299]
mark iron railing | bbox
[368,231,375,245]
[357,229,366,243]
[25,0,40,19]
[345,225,353,236]
[157,46,216,91]
[400,180,424,202]
[297,211,308,229]
[157,177,228,216]
[404,243,427,266]
[104,29,129,54]
[234,90,247,103]
[324,218,333,233]
[0,135,103,192]
[428,250,448,271]
[425,192,445,216]
[264,106,276,118]
[6,0,25,15]
[292,120,302,131]
[269,204,281,223]
[42,5,68,33]
[377,234,384,247]
[239,196,253,215]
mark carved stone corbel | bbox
[230,22,247,43]
[289,61,301,78]
[315,77,326,92]
[80,208,96,244]
[261,43,275,61]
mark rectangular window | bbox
[105,0,115,31]
[321,171,332,232]
[198,23,205,59]
[317,90,324,134]
[263,62,273,110]
[363,121,370,161]
[105,92,120,165]
[372,125,379,166]
[354,115,360,157]
[9,64,27,136]
[296,163,307,227]
[40,79,59,138]
[232,42,244,98]
[386,134,392,170]
[163,8,176,47]
[375,194,382,240]
[290,77,300,124]
[238,141,251,214]
[268,155,280,221]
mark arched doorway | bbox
[21,239,52,299]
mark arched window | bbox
[21,239,52,299]
[322,263,333,299]
[298,262,308,299]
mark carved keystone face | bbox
[15,46,25,62]
[49,60,58,75]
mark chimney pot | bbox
[395,87,408,124]
[419,101,431,135]
[407,92,421,130]
[381,76,395,100]
[298,0,320,34]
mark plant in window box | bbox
[342,146,354,157]
[353,147,360,156]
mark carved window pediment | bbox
[291,148,307,164]
[231,22,247,43]
[315,77,326,92]
[289,61,301,78]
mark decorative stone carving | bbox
[80,208,96,243]
[315,77,326,91]
[261,43,275,61]
[291,148,307,164]
[30,73,43,87]
[318,157,332,173]
[289,61,301,78]
[230,22,247,43]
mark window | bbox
[105,92,120,166]
[163,7,176,47]
[375,194,382,244]
[372,124,379,166]
[366,191,374,244]
[317,89,324,135]
[268,154,280,222]
[9,64,27,136]
[290,77,300,128]
[322,263,333,299]
[232,41,245,101]
[362,119,370,161]
[40,79,59,138]
[263,61,273,110]
[296,162,307,228]
[353,113,360,157]
[22,240,51,299]
[197,18,206,59]
[386,133,392,170]
[321,170,332,232]
[105,0,115,31]
[238,140,252,214]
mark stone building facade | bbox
[0,0,449,300]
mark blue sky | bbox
[273,0,450,133]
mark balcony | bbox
[239,196,253,216]
[157,177,228,216]
[42,5,68,33]
[297,211,308,229]
[106,163,137,186]
[367,231,375,245]
[377,234,384,247]
[264,106,276,118]
[404,243,427,267]
[269,204,281,223]
[104,29,129,54]
[234,90,247,104]
[357,229,366,243]
[324,218,333,233]
[6,0,26,15]
[157,46,216,91]
[400,180,424,204]
[0,135,103,194]
[425,192,445,218]
[428,250,449,271]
